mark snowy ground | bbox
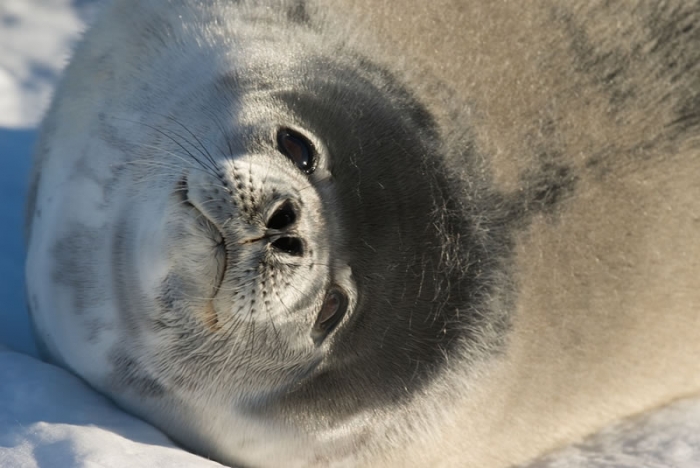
[2,1,700,467]
[0,346,224,468]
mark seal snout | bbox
[180,162,324,263]
[266,200,304,256]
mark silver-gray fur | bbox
[25,1,700,467]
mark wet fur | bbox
[25,1,700,467]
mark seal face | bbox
[25,1,700,467]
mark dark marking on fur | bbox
[98,111,142,155]
[109,354,165,397]
[52,229,106,315]
[157,274,179,312]
[554,6,637,116]
[50,228,112,344]
[286,0,310,24]
[523,157,578,214]
[85,316,111,343]
[557,2,700,139]
[638,3,700,135]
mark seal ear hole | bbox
[271,236,304,256]
[277,128,316,174]
[312,288,348,343]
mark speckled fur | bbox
[25,1,700,467]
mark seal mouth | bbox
[176,174,223,236]
[175,174,227,293]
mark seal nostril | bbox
[271,236,304,256]
[267,201,297,231]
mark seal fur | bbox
[25,1,700,467]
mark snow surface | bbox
[2,1,700,467]
[0,0,82,128]
[0,346,224,468]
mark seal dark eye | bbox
[312,287,348,343]
[277,128,316,174]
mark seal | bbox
[25,1,700,467]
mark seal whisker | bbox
[160,112,221,171]
[262,298,284,354]
[239,306,258,382]
[125,146,217,176]
[200,105,237,157]
[155,127,220,174]
[270,274,302,321]
[112,116,218,176]
[207,274,263,295]
[140,110,220,166]
[214,314,255,378]
[119,162,192,185]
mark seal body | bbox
[25,1,700,467]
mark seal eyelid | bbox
[312,287,348,344]
[276,128,317,174]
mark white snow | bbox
[0,0,83,128]
[1,1,700,467]
[0,346,224,468]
